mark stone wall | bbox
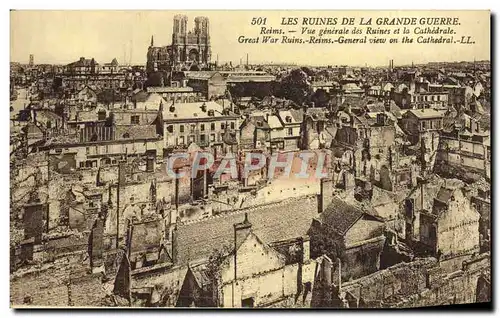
[10,255,99,307]
[337,253,490,308]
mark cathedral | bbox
[146,15,212,77]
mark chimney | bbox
[376,113,387,126]
[31,109,37,124]
[302,235,310,263]
[234,213,252,250]
[233,213,252,288]
[384,99,390,112]
[200,102,207,112]
[319,177,333,213]
[89,217,104,273]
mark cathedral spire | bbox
[150,35,154,47]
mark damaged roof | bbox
[174,196,318,265]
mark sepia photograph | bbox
[9,9,491,309]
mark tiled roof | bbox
[406,109,444,119]
[267,115,283,129]
[388,101,402,118]
[146,86,194,93]
[132,90,150,103]
[115,125,159,140]
[22,122,44,134]
[174,196,318,265]
[312,81,336,87]
[366,102,385,113]
[278,110,302,125]
[247,116,270,129]
[112,109,159,125]
[343,83,363,92]
[162,101,236,120]
[342,95,372,109]
[135,93,168,110]
[324,125,337,140]
[289,109,304,123]
[226,74,276,82]
[306,108,328,121]
[320,197,365,236]
[371,186,397,207]
[35,109,62,121]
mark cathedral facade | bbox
[146,15,211,76]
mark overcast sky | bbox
[10,10,490,66]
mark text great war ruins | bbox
[10,10,491,309]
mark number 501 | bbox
[251,17,267,25]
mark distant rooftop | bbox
[162,101,236,120]
[406,108,444,119]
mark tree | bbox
[300,66,315,78]
[311,89,331,108]
[274,68,312,105]
[228,84,245,103]
[205,245,232,307]
[309,224,346,261]
[205,245,232,283]
[144,72,164,88]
